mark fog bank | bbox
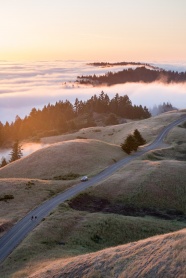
[0,60,186,123]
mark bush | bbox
[53,173,80,180]
[0,194,14,202]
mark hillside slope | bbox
[0,139,123,179]
[41,111,185,145]
[0,111,186,277]
[30,228,186,278]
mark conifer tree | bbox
[9,140,23,162]
[133,129,146,145]
[121,134,138,154]
[0,157,8,167]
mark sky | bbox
[0,0,186,62]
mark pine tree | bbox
[0,157,8,167]
[133,129,146,146]
[121,134,138,154]
[9,141,23,162]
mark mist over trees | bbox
[0,92,150,147]
[150,102,177,116]
[77,66,186,85]
[9,141,23,162]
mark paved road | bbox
[0,115,186,264]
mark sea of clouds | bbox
[0,60,186,124]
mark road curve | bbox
[0,115,186,264]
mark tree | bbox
[0,157,8,167]
[133,129,146,146]
[74,98,80,115]
[121,134,138,154]
[121,129,146,154]
[9,140,23,162]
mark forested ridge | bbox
[77,66,186,85]
[0,92,150,147]
[88,62,160,70]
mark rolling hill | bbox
[0,139,124,179]
[28,229,186,278]
[0,110,186,277]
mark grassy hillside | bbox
[0,139,124,179]
[41,111,185,145]
[0,110,186,277]
[28,228,186,278]
[1,205,185,278]
[67,113,186,218]
[0,179,76,237]
[0,111,185,181]
[71,159,186,217]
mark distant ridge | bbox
[78,66,186,85]
[88,61,161,70]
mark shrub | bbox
[0,194,14,202]
[53,173,80,180]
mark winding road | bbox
[0,115,186,264]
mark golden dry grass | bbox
[25,228,186,278]
[0,111,185,180]
[0,111,186,277]
[41,111,185,145]
[166,125,186,144]
[0,178,76,237]
[1,205,185,278]
[84,159,186,214]
[0,139,124,179]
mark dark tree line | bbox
[0,92,151,147]
[88,62,160,70]
[77,66,186,85]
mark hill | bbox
[0,140,124,179]
[41,110,184,145]
[28,228,186,277]
[0,178,76,238]
[1,204,185,277]
[0,110,186,277]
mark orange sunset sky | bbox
[0,0,186,62]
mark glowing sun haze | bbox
[1,0,186,62]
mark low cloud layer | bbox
[0,60,186,123]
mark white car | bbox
[81,176,88,182]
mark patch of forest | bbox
[77,66,186,85]
[88,61,160,70]
[0,92,150,147]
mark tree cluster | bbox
[88,62,160,70]
[0,92,150,147]
[150,102,177,116]
[121,129,146,154]
[77,67,186,85]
